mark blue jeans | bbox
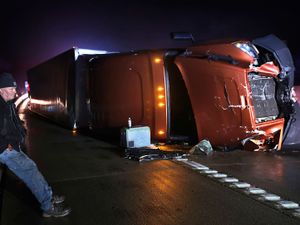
[0,149,52,211]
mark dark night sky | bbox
[0,0,299,91]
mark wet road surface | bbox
[1,109,300,225]
[189,150,300,204]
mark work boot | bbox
[43,204,71,218]
[52,195,65,204]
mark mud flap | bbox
[283,102,300,149]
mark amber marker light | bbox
[158,130,165,135]
[154,58,161,63]
[158,102,165,107]
[158,94,164,99]
[157,86,164,92]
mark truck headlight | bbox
[234,42,259,59]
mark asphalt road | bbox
[1,109,300,225]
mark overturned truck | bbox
[27,34,296,150]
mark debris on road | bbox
[124,146,188,162]
[189,139,213,155]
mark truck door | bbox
[174,55,252,148]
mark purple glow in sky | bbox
[0,1,298,91]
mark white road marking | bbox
[175,159,300,219]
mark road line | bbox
[176,159,300,219]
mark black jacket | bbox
[0,96,26,153]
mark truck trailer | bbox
[28,48,108,129]
[27,34,296,151]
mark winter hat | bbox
[0,72,17,88]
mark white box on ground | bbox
[121,126,151,148]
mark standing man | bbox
[0,72,71,217]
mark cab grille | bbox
[248,73,279,123]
